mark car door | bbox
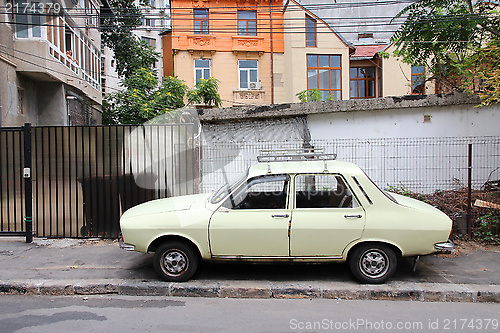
[290,174,366,257]
[209,174,291,257]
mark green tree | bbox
[459,41,500,105]
[101,0,158,79]
[103,68,188,124]
[391,0,500,103]
[296,89,336,102]
[187,77,223,108]
[103,69,224,124]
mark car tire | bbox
[349,243,397,284]
[153,242,198,282]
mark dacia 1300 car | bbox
[119,149,454,284]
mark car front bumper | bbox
[434,240,455,251]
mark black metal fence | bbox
[0,127,26,237]
[1,126,499,241]
[1,123,199,239]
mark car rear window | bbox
[352,176,373,205]
[361,171,399,204]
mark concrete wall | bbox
[308,101,500,140]
[37,82,67,125]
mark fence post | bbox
[467,143,472,239]
[23,123,33,243]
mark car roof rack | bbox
[257,148,337,162]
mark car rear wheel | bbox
[349,243,397,284]
[154,242,198,282]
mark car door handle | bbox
[344,214,362,219]
[272,214,289,218]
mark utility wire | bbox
[4,19,494,36]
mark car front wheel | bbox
[349,243,397,284]
[154,242,198,282]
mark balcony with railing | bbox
[13,10,101,93]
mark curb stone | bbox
[1,280,500,303]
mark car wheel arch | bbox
[148,235,202,258]
[345,240,402,261]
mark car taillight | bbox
[449,228,453,238]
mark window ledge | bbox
[233,89,265,92]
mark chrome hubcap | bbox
[359,249,388,278]
[162,250,188,276]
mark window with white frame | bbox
[194,59,211,84]
[238,60,258,89]
[14,0,42,38]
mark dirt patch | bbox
[34,238,118,248]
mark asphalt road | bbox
[0,295,499,333]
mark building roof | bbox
[350,44,388,60]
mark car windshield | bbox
[210,170,249,204]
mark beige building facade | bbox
[281,0,353,103]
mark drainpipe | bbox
[270,0,274,105]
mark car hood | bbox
[121,193,212,219]
[390,192,447,217]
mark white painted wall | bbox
[307,103,500,140]
[306,103,500,193]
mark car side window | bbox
[222,174,289,210]
[295,174,357,208]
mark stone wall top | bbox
[198,93,481,123]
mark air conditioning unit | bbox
[249,81,261,90]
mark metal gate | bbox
[0,124,31,241]
[0,123,200,241]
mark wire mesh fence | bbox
[200,137,500,194]
[199,136,500,239]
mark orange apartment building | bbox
[162,0,284,107]
[161,0,433,107]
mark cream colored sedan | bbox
[119,160,454,284]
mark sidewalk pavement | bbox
[1,237,500,302]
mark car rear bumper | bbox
[434,240,455,251]
[119,234,135,251]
